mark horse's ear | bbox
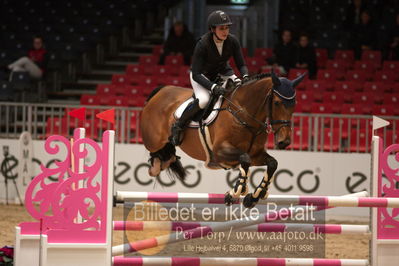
[271,70,281,86]
[226,78,235,90]
[292,72,307,88]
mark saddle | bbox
[174,78,236,169]
[174,95,223,127]
[174,77,236,127]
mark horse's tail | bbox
[167,156,187,181]
[150,142,187,181]
[146,86,165,103]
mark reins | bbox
[221,91,272,134]
[217,78,292,152]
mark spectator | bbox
[352,10,376,59]
[6,36,47,79]
[271,29,297,74]
[159,21,195,66]
[295,34,316,78]
[388,14,399,60]
[345,0,366,29]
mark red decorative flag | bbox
[68,107,86,121]
[96,108,115,124]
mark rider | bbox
[170,10,249,146]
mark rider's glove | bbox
[242,75,250,83]
[213,84,226,96]
[233,78,242,87]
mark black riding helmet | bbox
[207,10,233,30]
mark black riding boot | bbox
[170,100,201,146]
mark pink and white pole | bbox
[115,191,399,208]
[112,221,369,235]
[112,256,369,266]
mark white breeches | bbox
[8,57,43,79]
[190,72,237,109]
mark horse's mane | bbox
[241,73,271,86]
[146,85,165,102]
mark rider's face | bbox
[214,25,230,40]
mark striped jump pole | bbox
[116,191,356,205]
[112,192,368,256]
[113,221,370,235]
[115,191,399,208]
[112,256,369,266]
[115,191,317,205]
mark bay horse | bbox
[140,72,305,208]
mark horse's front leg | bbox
[224,153,252,205]
[214,142,251,205]
[243,151,278,209]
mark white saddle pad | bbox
[174,96,223,128]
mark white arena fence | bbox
[0,102,397,153]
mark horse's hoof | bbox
[243,193,259,209]
[224,192,236,206]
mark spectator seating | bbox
[1,0,138,91]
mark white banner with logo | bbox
[0,138,374,218]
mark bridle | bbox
[220,81,294,152]
[223,84,293,134]
[267,87,293,134]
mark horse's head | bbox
[270,71,306,150]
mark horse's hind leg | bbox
[148,155,177,177]
[149,157,162,177]
[243,153,277,209]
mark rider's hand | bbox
[213,85,226,96]
[233,78,242,87]
[242,75,250,83]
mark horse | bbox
[140,72,305,208]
